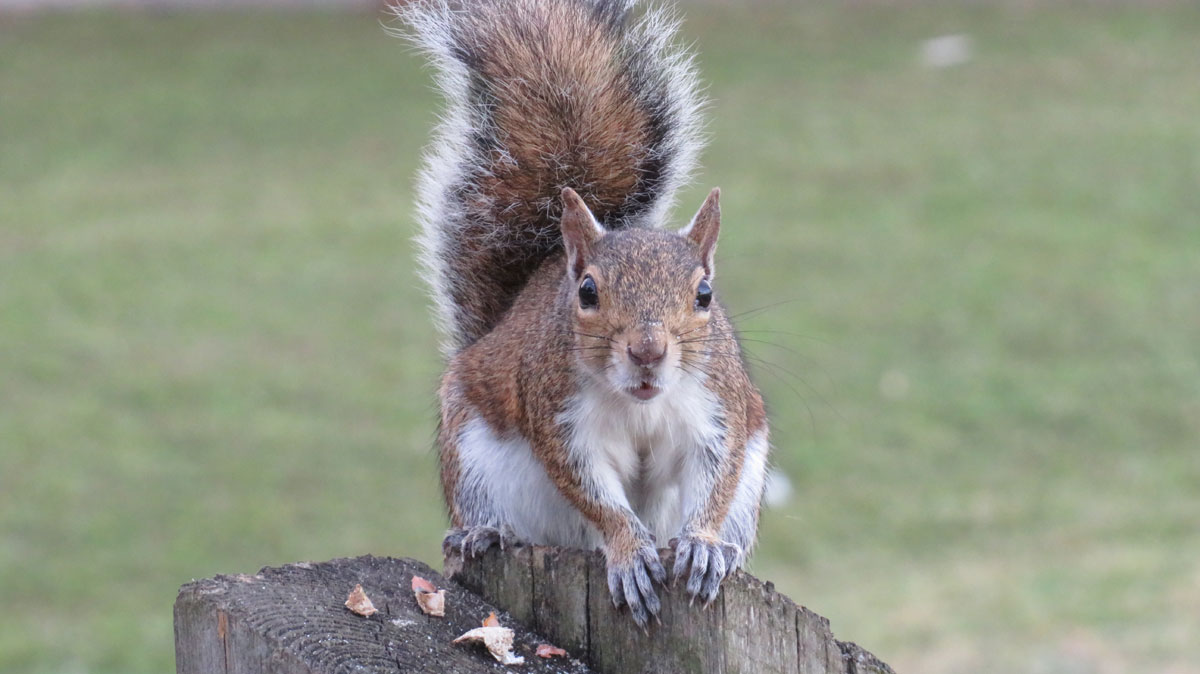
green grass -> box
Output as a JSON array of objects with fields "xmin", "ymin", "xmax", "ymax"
[{"xmin": 2, "ymin": 5, "xmax": 1198, "ymax": 673}]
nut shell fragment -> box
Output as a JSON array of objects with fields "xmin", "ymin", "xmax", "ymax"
[
  {"xmin": 415, "ymin": 588, "xmax": 445, "ymax": 617},
  {"xmin": 411, "ymin": 575, "xmax": 436, "ymax": 594},
  {"xmin": 453, "ymin": 626, "xmax": 525, "ymax": 665},
  {"xmin": 536, "ymin": 643, "xmax": 568, "ymax": 658},
  {"xmin": 344, "ymin": 584, "xmax": 377, "ymax": 617}
]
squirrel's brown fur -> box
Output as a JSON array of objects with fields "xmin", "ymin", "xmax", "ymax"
[
  {"xmin": 400, "ymin": 0, "xmax": 703, "ymax": 353},
  {"xmin": 399, "ymin": 0, "xmax": 769, "ymax": 628}
]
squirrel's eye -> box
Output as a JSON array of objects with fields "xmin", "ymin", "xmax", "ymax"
[
  {"xmin": 695, "ymin": 278, "xmax": 713, "ymax": 310},
  {"xmin": 579, "ymin": 275, "xmax": 599, "ymax": 309}
]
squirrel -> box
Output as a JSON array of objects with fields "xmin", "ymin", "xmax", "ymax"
[{"xmin": 398, "ymin": 0, "xmax": 769, "ymax": 627}]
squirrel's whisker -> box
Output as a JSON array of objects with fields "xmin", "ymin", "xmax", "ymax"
[
  {"xmin": 568, "ymin": 330, "xmax": 615, "ymax": 343},
  {"xmin": 721, "ymin": 299, "xmax": 802, "ymax": 322}
]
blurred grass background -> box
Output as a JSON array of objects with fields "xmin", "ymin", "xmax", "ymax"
[{"xmin": 2, "ymin": 3, "xmax": 1199, "ymax": 673}]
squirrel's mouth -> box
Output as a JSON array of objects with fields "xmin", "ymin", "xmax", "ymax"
[{"xmin": 629, "ymin": 381, "xmax": 661, "ymax": 401}]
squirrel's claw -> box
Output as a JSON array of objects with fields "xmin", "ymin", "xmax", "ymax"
[
  {"xmin": 443, "ymin": 525, "xmax": 517, "ymax": 560},
  {"xmin": 442, "ymin": 528, "xmax": 467, "ymax": 558},
  {"xmin": 606, "ymin": 543, "xmax": 665, "ymax": 629},
  {"xmin": 671, "ymin": 534, "xmax": 741, "ymax": 606},
  {"xmin": 461, "ymin": 526, "xmax": 500, "ymax": 559}
]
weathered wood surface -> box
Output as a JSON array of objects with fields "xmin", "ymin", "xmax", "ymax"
[
  {"xmin": 446, "ymin": 546, "xmax": 894, "ymax": 674},
  {"xmin": 175, "ymin": 551, "xmax": 894, "ymax": 674},
  {"xmin": 174, "ymin": 555, "xmax": 594, "ymax": 674}
]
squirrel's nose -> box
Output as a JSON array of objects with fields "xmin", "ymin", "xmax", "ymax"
[{"xmin": 627, "ymin": 340, "xmax": 666, "ymax": 369}]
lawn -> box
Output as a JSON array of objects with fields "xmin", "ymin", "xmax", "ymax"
[{"xmin": 1, "ymin": 4, "xmax": 1198, "ymax": 673}]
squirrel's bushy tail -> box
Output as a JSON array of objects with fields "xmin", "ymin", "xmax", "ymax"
[{"xmin": 398, "ymin": 0, "xmax": 705, "ymax": 353}]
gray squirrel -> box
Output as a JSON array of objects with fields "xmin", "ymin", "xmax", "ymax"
[{"xmin": 398, "ymin": 0, "xmax": 770, "ymax": 628}]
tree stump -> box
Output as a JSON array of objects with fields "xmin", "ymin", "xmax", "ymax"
[{"xmin": 175, "ymin": 550, "xmax": 894, "ymax": 674}]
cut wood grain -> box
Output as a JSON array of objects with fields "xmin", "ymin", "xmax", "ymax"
[{"xmin": 174, "ymin": 555, "xmax": 593, "ymax": 674}]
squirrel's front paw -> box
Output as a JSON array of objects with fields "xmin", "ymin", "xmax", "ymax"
[
  {"xmin": 442, "ymin": 525, "xmax": 518, "ymax": 559},
  {"xmin": 671, "ymin": 533, "xmax": 741, "ymax": 605},
  {"xmin": 605, "ymin": 541, "xmax": 667, "ymax": 629}
]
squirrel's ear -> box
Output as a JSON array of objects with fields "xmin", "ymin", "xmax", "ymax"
[
  {"xmin": 682, "ymin": 187, "xmax": 720, "ymax": 278},
  {"xmin": 560, "ymin": 187, "xmax": 606, "ymax": 280}
]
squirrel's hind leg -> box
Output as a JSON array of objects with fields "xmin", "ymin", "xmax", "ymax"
[
  {"xmin": 716, "ymin": 428, "xmax": 771, "ymax": 566},
  {"xmin": 437, "ymin": 390, "xmax": 525, "ymax": 559}
]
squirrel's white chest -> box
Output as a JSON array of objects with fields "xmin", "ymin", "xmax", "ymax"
[
  {"xmin": 560, "ymin": 375, "xmax": 724, "ymax": 540},
  {"xmin": 453, "ymin": 375, "xmax": 725, "ymax": 548}
]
